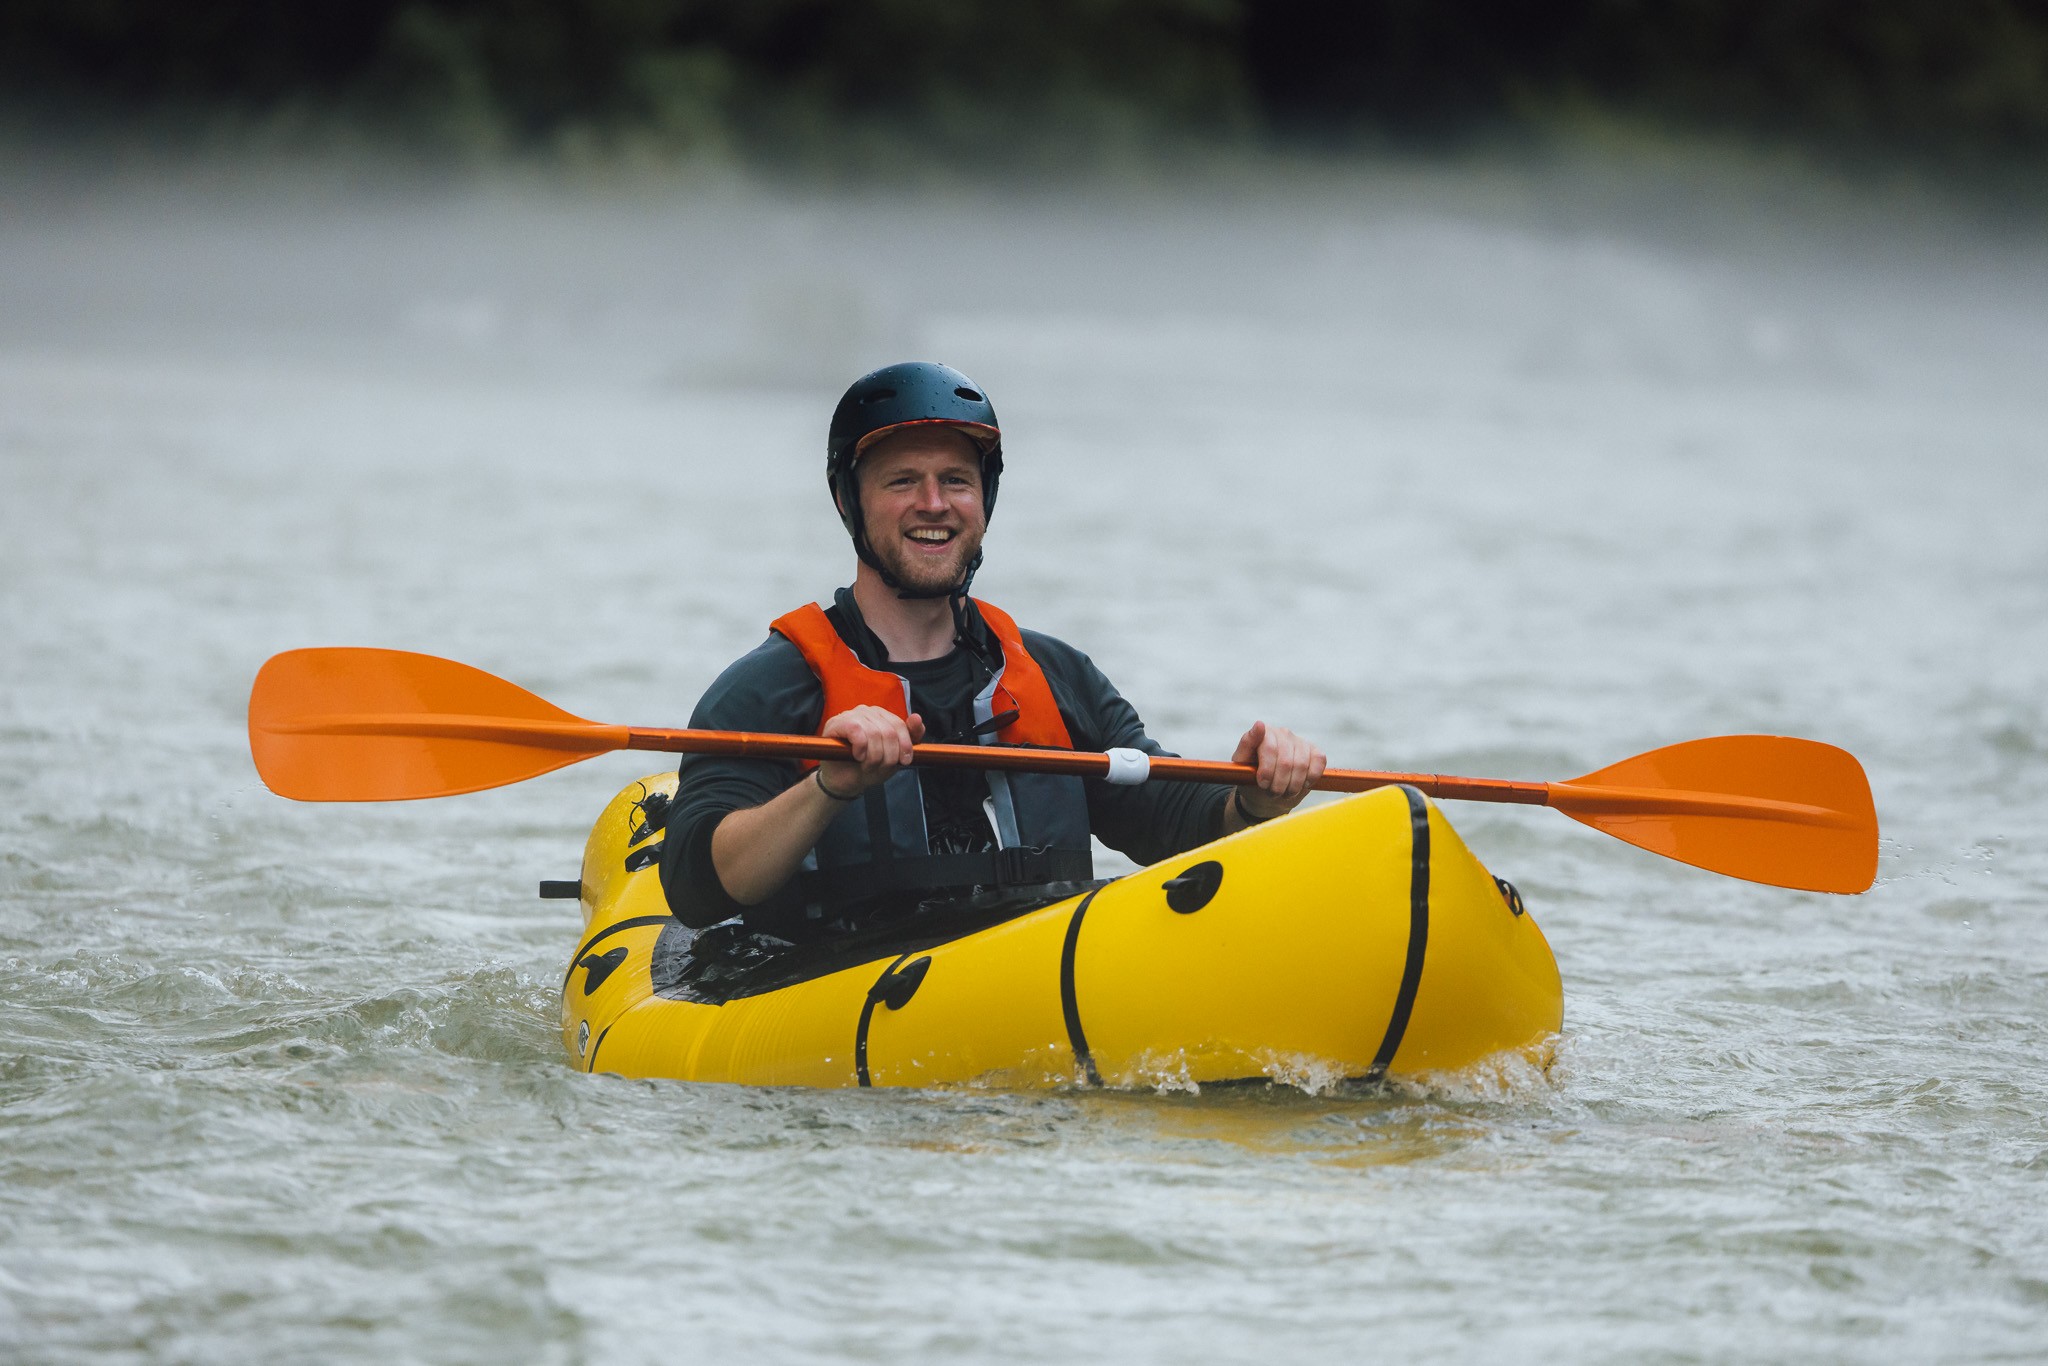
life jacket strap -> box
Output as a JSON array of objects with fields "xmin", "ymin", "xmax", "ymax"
[{"xmin": 796, "ymin": 846, "xmax": 1094, "ymax": 905}]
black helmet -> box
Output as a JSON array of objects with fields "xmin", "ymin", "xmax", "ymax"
[{"xmin": 826, "ymin": 361, "xmax": 1003, "ymax": 598}]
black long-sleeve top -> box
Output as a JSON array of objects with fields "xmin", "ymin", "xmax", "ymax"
[{"xmin": 659, "ymin": 594, "xmax": 1230, "ymax": 935}]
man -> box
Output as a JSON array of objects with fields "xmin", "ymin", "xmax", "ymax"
[{"xmin": 659, "ymin": 361, "xmax": 1325, "ymax": 941}]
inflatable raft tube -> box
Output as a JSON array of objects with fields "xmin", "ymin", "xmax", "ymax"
[{"xmin": 557, "ymin": 774, "xmax": 1562, "ymax": 1089}]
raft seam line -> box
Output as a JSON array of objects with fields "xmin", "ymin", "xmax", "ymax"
[
  {"xmin": 1059, "ymin": 889, "xmax": 1105, "ymax": 1087},
  {"xmin": 1366, "ymin": 786, "xmax": 1432, "ymax": 1082},
  {"xmin": 586, "ymin": 1022, "xmax": 614, "ymax": 1074}
]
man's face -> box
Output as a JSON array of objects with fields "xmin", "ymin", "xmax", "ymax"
[{"xmin": 847, "ymin": 428, "xmax": 987, "ymax": 594}]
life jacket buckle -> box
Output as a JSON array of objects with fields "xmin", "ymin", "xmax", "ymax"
[{"xmin": 990, "ymin": 846, "xmax": 1038, "ymax": 887}]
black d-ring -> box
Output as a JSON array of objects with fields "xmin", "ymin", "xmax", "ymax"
[
  {"xmin": 578, "ymin": 946, "xmax": 629, "ymax": 994},
  {"xmin": 867, "ymin": 955, "xmax": 932, "ymax": 1011},
  {"xmin": 1162, "ymin": 860, "xmax": 1224, "ymax": 914},
  {"xmin": 856, "ymin": 954, "xmax": 934, "ymax": 1087}
]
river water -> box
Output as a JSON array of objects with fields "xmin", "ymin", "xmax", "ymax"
[{"xmin": 3, "ymin": 156, "xmax": 2045, "ymax": 1362}]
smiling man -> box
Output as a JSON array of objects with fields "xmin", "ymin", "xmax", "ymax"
[{"xmin": 659, "ymin": 361, "xmax": 1325, "ymax": 942}]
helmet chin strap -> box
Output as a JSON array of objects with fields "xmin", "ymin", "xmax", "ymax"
[
  {"xmin": 847, "ymin": 515, "xmax": 995, "ymax": 673},
  {"xmin": 892, "ymin": 548, "xmax": 980, "ymax": 602}
]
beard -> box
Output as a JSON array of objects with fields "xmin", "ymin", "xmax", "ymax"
[{"xmin": 866, "ymin": 517, "xmax": 985, "ymax": 595}]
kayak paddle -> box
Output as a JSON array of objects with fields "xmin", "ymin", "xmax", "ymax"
[{"xmin": 248, "ymin": 647, "xmax": 1878, "ymax": 894}]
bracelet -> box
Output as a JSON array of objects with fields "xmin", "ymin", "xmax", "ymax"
[
  {"xmin": 1232, "ymin": 788, "xmax": 1273, "ymax": 825},
  {"xmin": 813, "ymin": 768, "xmax": 859, "ymax": 803}
]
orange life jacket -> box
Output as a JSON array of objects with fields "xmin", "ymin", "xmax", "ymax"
[
  {"xmin": 768, "ymin": 598, "xmax": 1074, "ymax": 759},
  {"xmin": 766, "ymin": 596, "xmax": 1093, "ymax": 917}
]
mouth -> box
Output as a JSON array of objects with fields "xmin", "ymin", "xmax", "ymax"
[{"xmin": 903, "ymin": 526, "xmax": 958, "ymax": 554}]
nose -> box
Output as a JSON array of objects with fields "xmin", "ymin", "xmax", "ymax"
[{"xmin": 914, "ymin": 476, "xmax": 947, "ymax": 512}]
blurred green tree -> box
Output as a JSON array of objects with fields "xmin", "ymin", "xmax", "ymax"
[{"xmin": 4, "ymin": 0, "xmax": 2045, "ymax": 162}]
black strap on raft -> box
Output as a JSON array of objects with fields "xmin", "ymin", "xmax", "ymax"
[
  {"xmin": 796, "ymin": 846, "xmax": 1093, "ymax": 905},
  {"xmin": 629, "ymin": 788, "xmax": 673, "ymax": 845}
]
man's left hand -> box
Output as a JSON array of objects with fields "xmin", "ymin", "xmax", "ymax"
[{"xmin": 1230, "ymin": 720, "xmax": 1328, "ymax": 821}]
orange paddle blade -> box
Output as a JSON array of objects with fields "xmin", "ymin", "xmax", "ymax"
[
  {"xmin": 1544, "ymin": 735, "xmax": 1878, "ymax": 893},
  {"xmin": 248, "ymin": 648, "xmax": 628, "ymax": 801}
]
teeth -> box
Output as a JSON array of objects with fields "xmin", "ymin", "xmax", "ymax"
[{"xmin": 908, "ymin": 529, "xmax": 952, "ymax": 542}]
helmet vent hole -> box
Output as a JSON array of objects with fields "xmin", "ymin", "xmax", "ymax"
[
  {"xmin": 859, "ymin": 388, "xmax": 896, "ymax": 404},
  {"xmin": 954, "ymin": 387, "xmax": 982, "ymax": 401}
]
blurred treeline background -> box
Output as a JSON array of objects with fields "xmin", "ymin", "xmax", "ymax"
[{"xmin": 4, "ymin": 0, "xmax": 2047, "ymax": 172}]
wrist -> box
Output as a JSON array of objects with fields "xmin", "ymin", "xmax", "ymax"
[
  {"xmin": 813, "ymin": 767, "xmax": 860, "ymax": 802},
  {"xmin": 1232, "ymin": 787, "xmax": 1274, "ymax": 825}
]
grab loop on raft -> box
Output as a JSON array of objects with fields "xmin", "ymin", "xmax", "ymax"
[
  {"xmin": 1162, "ymin": 860, "xmax": 1224, "ymax": 914},
  {"xmin": 578, "ymin": 946, "xmax": 629, "ymax": 994},
  {"xmin": 867, "ymin": 955, "xmax": 932, "ymax": 1012}
]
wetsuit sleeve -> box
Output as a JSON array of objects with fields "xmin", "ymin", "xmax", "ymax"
[
  {"xmin": 658, "ymin": 634, "xmax": 823, "ymax": 929},
  {"xmin": 1020, "ymin": 629, "xmax": 1231, "ymax": 867}
]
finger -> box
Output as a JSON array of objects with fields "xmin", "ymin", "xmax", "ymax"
[
  {"xmin": 1276, "ymin": 750, "xmax": 1306, "ymax": 799},
  {"xmin": 1285, "ymin": 741, "xmax": 1327, "ymax": 802},
  {"xmin": 1281, "ymin": 732, "xmax": 1313, "ymax": 797},
  {"xmin": 830, "ymin": 714, "xmax": 858, "ymax": 758},
  {"xmin": 865, "ymin": 724, "xmax": 900, "ymax": 773},
  {"xmin": 873, "ymin": 714, "xmax": 905, "ymax": 767},
  {"xmin": 906, "ymin": 713, "xmax": 927, "ymax": 743},
  {"xmin": 1279, "ymin": 727, "xmax": 1309, "ymax": 789},
  {"xmin": 1275, "ymin": 754, "xmax": 1304, "ymax": 800},
  {"xmin": 1257, "ymin": 731, "xmax": 1280, "ymax": 789},
  {"xmin": 1231, "ymin": 721, "xmax": 1264, "ymax": 767}
]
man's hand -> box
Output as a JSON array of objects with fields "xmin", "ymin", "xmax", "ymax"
[
  {"xmin": 817, "ymin": 706, "xmax": 927, "ymax": 798},
  {"xmin": 1228, "ymin": 720, "xmax": 1328, "ymax": 823},
  {"xmin": 709, "ymin": 705, "xmax": 928, "ymax": 907}
]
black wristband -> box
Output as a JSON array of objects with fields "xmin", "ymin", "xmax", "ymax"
[
  {"xmin": 1232, "ymin": 787, "xmax": 1272, "ymax": 825},
  {"xmin": 814, "ymin": 767, "xmax": 859, "ymax": 802}
]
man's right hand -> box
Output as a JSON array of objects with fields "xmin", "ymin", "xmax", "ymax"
[
  {"xmin": 816, "ymin": 706, "xmax": 926, "ymax": 798},
  {"xmin": 710, "ymin": 705, "xmax": 925, "ymax": 908}
]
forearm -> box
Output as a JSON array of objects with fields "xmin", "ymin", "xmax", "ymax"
[
  {"xmin": 1088, "ymin": 780, "xmax": 1232, "ymax": 866},
  {"xmin": 710, "ymin": 771, "xmax": 854, "ymax": 905},
  {"xmin": 1216, "ymin": 784, "xmax": 1257, "ymax": 837}
]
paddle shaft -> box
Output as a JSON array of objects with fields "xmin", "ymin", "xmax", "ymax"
[
  {"xmin": 290, "ymin": 711, "xmax": 1539, "ymax": 799},
  {"xmin": 627, "ymin": 727, "xmax": 1858, "ymax": 825},
  {"xmin": 622, "ymin": 724, "xmax": 1550, "ymax": 804},
  {"xmin": 252, "ymin": 648, "xmax": 1879, "ymax": 889},
  {"xmin": 278, "ymin": 711, "xmax": 1851, "ymax": 825}
]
